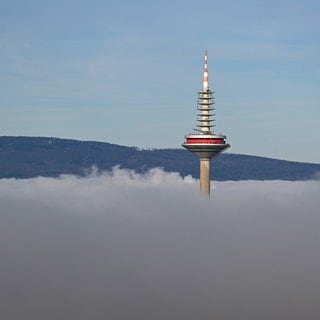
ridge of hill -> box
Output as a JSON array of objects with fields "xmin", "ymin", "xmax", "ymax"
[{"xmin": 0, "ymin": 136, "xmax": 319, "ymax": 180}]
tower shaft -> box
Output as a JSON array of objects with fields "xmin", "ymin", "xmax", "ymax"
[{"xmin": 200, "ymin": 158, "xmax": 210, "ymax": 195}]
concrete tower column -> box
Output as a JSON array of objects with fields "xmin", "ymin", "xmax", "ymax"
[{"xmin": 200, "ymin": 158, "xmax": 211, "ymax": 196}]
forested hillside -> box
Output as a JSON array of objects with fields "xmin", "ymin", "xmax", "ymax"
[{"xmin": 0, "ymin": 136, "xmax": 319, "ymax": 180}]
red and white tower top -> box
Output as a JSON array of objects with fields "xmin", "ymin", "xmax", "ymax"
[
  {"xmin": 182, "ymin": 51, "xmax": 230, "ymax": 158},
  {"xmin": 203, "ymin": 50, "xmax": 209, "ymax": 91}
]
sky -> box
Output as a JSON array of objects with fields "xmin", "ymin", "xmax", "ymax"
[
  {"xmin": 1, "ymin": 169, "xmax": 320, "ymax": 319},
  {"xmin": 0, "ymin": 0, "xmax": 319, "ymax": 162}
]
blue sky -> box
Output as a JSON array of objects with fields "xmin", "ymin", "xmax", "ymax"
[{"xmin": 0, "ymin": 0, "xmax": 319, "ymax": 162}]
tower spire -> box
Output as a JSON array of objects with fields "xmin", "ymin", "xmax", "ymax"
[
  {"xmin": 203, "ymin": 50, "xmax": 209, "ymax": 91},
  {"xmin": 197, "ymin": 50, "xmax": 214, "ymax": 134}
]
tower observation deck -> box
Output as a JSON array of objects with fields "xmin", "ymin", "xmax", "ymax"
[{"xmin": 182, "ymin": 51, "xmax": 230, "ymax": 196}]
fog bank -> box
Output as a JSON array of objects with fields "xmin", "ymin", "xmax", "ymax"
[{"xmin": 0, "ymin": 168, "xmax": 319, "ymax": 320}]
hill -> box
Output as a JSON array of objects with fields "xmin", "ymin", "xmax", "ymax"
[{"xmin": 0, "ymin": 136, "xmax": 319, "ymax": 180}]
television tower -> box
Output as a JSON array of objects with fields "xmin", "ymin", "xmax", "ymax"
[{"xmin": 182, "ymin": 51, "xmax": 230, "ymax": 196}]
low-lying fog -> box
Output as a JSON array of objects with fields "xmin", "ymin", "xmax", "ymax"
[{"xmin": 0, "ymin": 167, "xmax": 319, "ymax": 320}]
